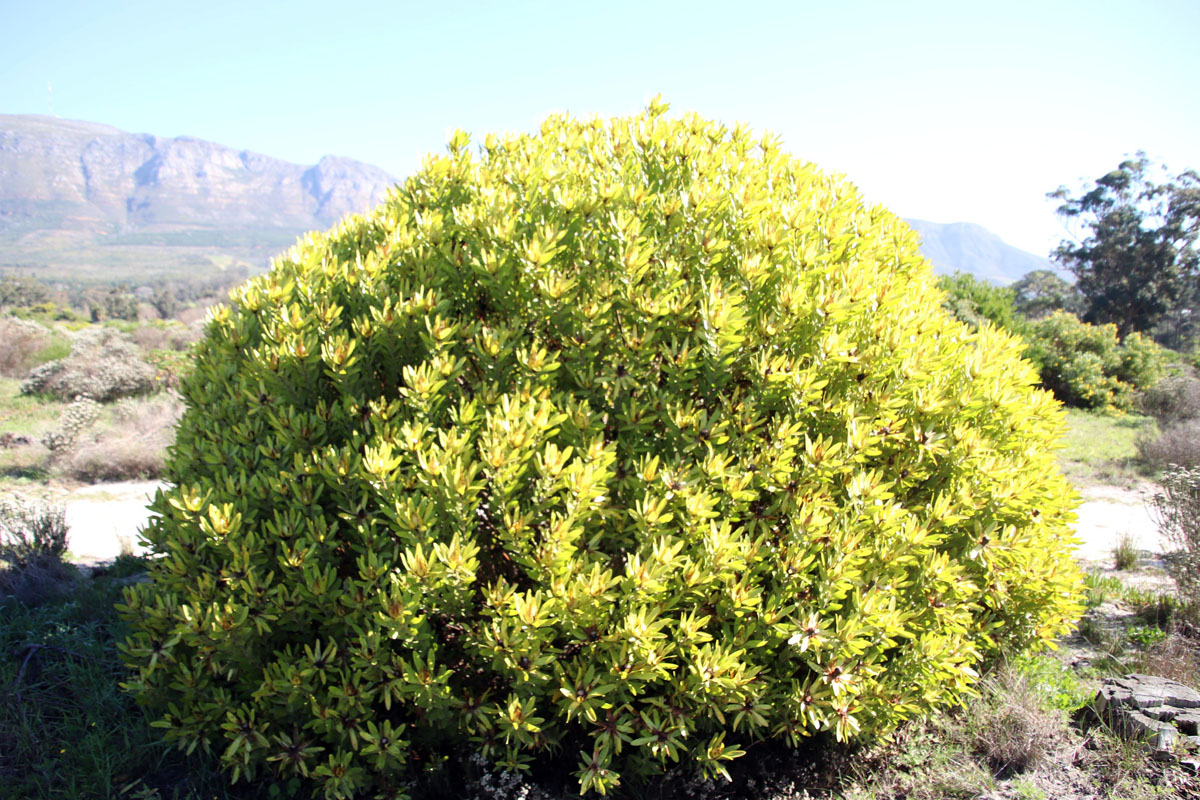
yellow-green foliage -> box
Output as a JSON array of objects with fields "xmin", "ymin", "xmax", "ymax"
[
  {"xmin": 1024, "ymin": 311, "xmax": 1165, "ymax": 412},
  {"xmin": 121, "ymin": 102, "xmax": 1083, "ymax": 798}
]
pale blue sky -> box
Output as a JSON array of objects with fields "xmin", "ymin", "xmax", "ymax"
[{"xmin": 2, "ymin": 0, "xmax": 1197, "ymax": 256}]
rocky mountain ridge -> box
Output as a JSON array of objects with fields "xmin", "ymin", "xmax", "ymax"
[{"xmin": 0, "ymin": 114, "xmax": 397, "ymax": 235}]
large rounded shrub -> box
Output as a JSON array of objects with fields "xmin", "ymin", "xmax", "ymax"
[{"xmin": 121, "ymin": 102, "xmax": 1082, "ymax": 798}]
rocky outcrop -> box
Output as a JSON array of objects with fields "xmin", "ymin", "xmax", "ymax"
[{"xmin": 1096, "ymin": 674, "xmax": 1200, "ymax": 754}]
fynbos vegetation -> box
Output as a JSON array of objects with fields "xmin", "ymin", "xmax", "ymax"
[{"xmin": 121, "ymin": 103, "xmax": 1083, "ymax": 798}]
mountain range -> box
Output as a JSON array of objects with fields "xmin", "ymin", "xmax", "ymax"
[
  {"xmin": 0, "ymin": 114, "xmax": 1058, "ymax": 286},
  {"xmin": 0, "ymin": 114, "xmax": 396, "ymax": 283}
]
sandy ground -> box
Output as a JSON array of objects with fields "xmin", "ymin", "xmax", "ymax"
[
  {"xmin": 57, "ymin": 480, "xmax": 1173, "ymax": 568},
  {"xmin": 1071, "ymin": 481, "xmax": 1171, "ymax": 566},
  {"xmin": 62, "ymin": 480, "xmax": 161, "ymax": 564}
]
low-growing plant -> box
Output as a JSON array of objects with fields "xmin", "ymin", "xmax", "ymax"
[
  {"xmin": 1126, "ymin": 625, "xmax": 1167, "ymax": 649},
  {"xmin": 1113, "ymin": 531, "xmax": 1139, "ymax": 571},
  {"xmin": 0, "ymin": 496, "xmax": 75, "ymax": 606},
  {"xmin": 122, "ymin": 103, "xmax": 1083, "ymax": 798},
  {"xmin": 21, "ymin": 326, "xmax": 156, "ymax": 402},
  {"xmin": 1137, "ymin": 418, "xmax": 1200, "ymax": 470},
  {"xmin": 1010, "ymin": 654, "xmax": 1091, "ymax": 715},
  {"xmin": 1150, "ymin": 465, "xmax": 1200, "ymax": 602},
  {"xmin": 0, "ymin": 495, "xmax": 69, "ymax": 569},
  {"xmin": 1082, "ymin": 570, "xmax": 1123, "ymax": 609},
  {"xmin": 40, "ymin": 395, "xmax": 101, "ymax": 453}
]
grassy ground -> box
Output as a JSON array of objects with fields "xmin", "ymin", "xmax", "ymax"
[
  {"xmin": 0, "ymin": 377, "xmax": 67, "ymax": 438},
  {"xmin": 0, "ymin": 378, "xmax": 68, "ymax": 485},
  {"xmin": 1058, "ymin": 408, "xmax": 1158, "ymax": 488},
  {"xmin": 0, "ymin": 557, "xmax": 264, "ymax": 800}
]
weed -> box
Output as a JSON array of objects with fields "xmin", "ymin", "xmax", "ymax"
[
  {"xmin": 1114, "ymin": 531, "xmax": 1139, "ymax": 570},
  {"xmin": 1083, "ymin": 570, "xmax": 1123, "ymax": 608},
  {"xmin": 1127, "ymin": 624, "xmax": 1168, "ymax": 648}
]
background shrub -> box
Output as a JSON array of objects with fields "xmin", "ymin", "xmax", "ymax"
[
  {"xmin": 1137, "ymin": 419, "xmax": 1200, "ymax": 470},
  {"xmin": 1114, "ymin": 331, "xmax": 1166, "ymax": 390},
  {"xmin": 40, "ymin": 396, "xmax": 101, "ymax": 454},
  {"xmin": 0, "ymin": 317, "xmax": 64, "ymax": 378},
  {"xmin": 1024, "ymin": 311, "xmax": 1164, "ymax": 411},
  {"xmin": 21, "ymin": 326, "xmax": 156, "ymax": 402},
  {"xmin": 937, "ymin": 272, "xmax": 1022, "ymax": 332},
  {"xmin": 1139, "ymin": 375, "xmax": 1200, "ymax": 427},
  {"xmin": 123, "ymin": 105, "xmax": 1083, "ymax": 798},
  {"xmin": 1150, "ymin": 465, "xmax": 1200, "ymax": 603}
]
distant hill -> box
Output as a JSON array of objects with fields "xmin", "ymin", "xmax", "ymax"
[
  {"xmin": 0, "ymin": 115, "xmax": 398, "ymax": 283},
  {"xmin": 905, "ymin": 219, "xmax": 1067, "ymax": 285}
]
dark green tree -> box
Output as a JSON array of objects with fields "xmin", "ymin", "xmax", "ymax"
[
  {"xmin": 937, "ymin": 271, "xmax": 1021, "ymax": 332},
  {"xmin": 1049, "ymin": 154, "xmax": 1200, "ymax": 337},
  {"xmin": 1011, "ymin": 269, "xmax": 1083, "ymax": 321},
  {"xmin": 150, "ymin": 284, "xmax": 178, "ymax": 320}
]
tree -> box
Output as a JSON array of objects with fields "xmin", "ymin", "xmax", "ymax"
[
  {"xmin": 937, "ymin": 271, "xmax": 1021, "ymax": 332},
  {"xmin": 1049, "ymin": 153, "xmax": 1200, "ymax": 337},
  {"xmin": 150, "ymin": 284, "xmax": 178, "ymax": 320},
  {"xmin": 1010, "ymin": 269, "xmax": 1083, "ymax": 321}
]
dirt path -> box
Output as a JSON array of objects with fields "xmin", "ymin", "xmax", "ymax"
[
  {"xmin": 62, "ymin": 480, "xmax": 160, "ymax": 565},
  {"xmin": 1071, "ymin": 481, "xmax": 1172, "ymax": 567}
]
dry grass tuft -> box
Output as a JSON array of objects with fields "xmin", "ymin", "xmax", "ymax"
[
  {"xmin": 61, "ymin": 393, "xmax": 183, "ymax": 482},
  {"xmin": 966, "ymin": 668, "xmax": 1060, "ymax": 778},
  {"xmin": 1113, "ymin": 531, "xmax": 1139, "ymax": 571}
]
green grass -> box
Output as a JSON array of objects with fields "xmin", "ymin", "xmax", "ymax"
[
  {"xmin": 1058, "ymin": 408, "xmax": 1157, "ymax": 487},
  {"xmin": 0, "ymin": 377, "xmax": 67, "ymax": 437},
  {"xmin": 0, "ymin": 558, "xmax": 262, "ymax": 799},
  {"xmin": 0, "ymin": 378, "xmax": 63, "ymax": 482}
]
